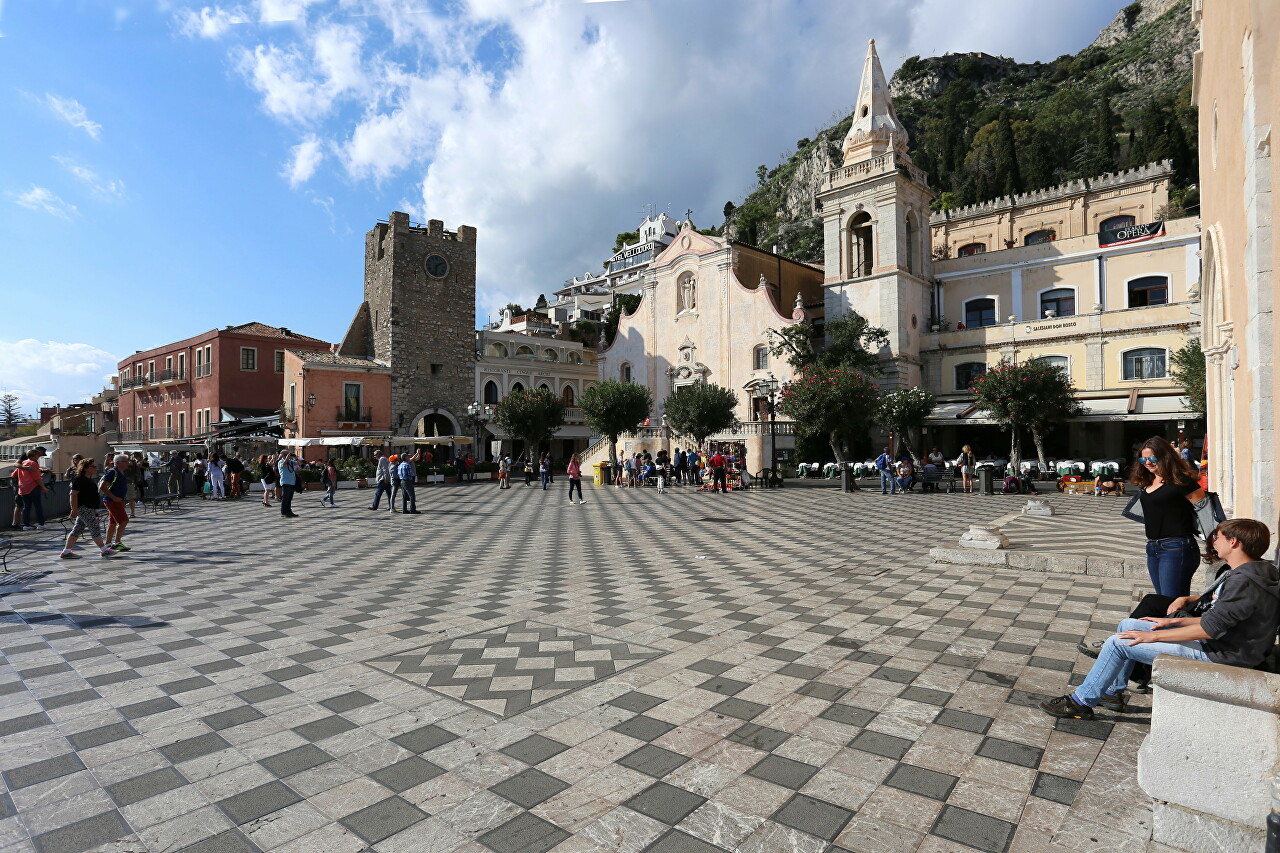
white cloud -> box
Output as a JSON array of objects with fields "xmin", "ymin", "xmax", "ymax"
[
  {"xmin": 283, "ymin": 135, "xmax": 323, "ymax": 186},
  {"xmin": 178, "ymin": 5, "xmax": 249, "ymax": 39},
  {"xmin": 0, "ymin": 339, "xmax": 121, "ymax": 409},
  {"xmin": 13, "ymin": 186, "xmax": 77, "ymax": 219},
  {"xmin": 237, "ymin": 22, "xmax": 367, "ymax": 124},
  {"xmin": 42, "ymin": 93, "xmax": 102, "ymax": 139},
  {"xmin": 257, "ymin": 0, "xmax": 324, "ymax": 24},
  {"xmin": 53, "ymin": 156, "xmax": 127, "ymax": 200}
]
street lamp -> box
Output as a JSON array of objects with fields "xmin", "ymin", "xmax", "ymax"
[
  {"xmin": 466, "ymin": 402, "xmax": 493, "ymax": 461},
  {"xmin": 757, "ymin": 374, "xmax": 780, "ymax": 487}
]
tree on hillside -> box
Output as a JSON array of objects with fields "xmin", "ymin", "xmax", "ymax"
[
  {"xmin": 1170, "ymin": 337, "xmax": 1206, "ymax": 415},
  {"xmin": 579, "ymin": 381, "xmax": 652, "ymax": 470},
  {"xmin": 662, "ymin": 383, "xmax": 738, "ymax": 449},
  {"xmin": 0, "ymin": 393, "xmax": 23, "ymax": 431},
  {"xmin": 778, "ymin": 366, "xmax": 878, "ymax": 463},
  {"xmin": 875, "ymin": 387, "xmax": 937, "ymax": 463},
  {"xmin": 970, "ymin": 359, "xmax": 1084, "ymax": 471},
  {"xmin": 492, "ymin": 387, "xmax": 565, "ymax": 462},
  {"xmin": 604, "ymin": 294, "xmax": 642, "ymax": 346},
  {"xmin": 501, "ymin": 302, "xmax": 524, "ymax": 318}
]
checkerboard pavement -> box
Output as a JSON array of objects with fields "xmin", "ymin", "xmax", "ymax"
[{"xmin": 0, "ymin": 484, "xmax": 1178, "ymax": 852}]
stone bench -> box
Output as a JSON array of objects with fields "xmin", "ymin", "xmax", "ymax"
[{"xmin": 1138, "ymin": 655, "xmax": 1280, "ymax": 852}]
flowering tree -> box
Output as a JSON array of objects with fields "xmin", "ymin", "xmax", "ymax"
[
  {"xmin": 875, "ymin": 387, "xmax": 936, "ymax": 463},
  {"xmin": 969, "ymin": 359, "xmax": 1084, "ymax": 470},
  {"xmin": 492, "ymin": 387, "xmax": 566, "ymax": 461},
  {"xmin": 777, "ymin": 366, "xmax": 878, "ymax": 462}
]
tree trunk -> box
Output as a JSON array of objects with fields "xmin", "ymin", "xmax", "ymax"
[
  {"xmin": 608, "ymin": 435, "xmax": 618, "ymax": 469},
  {"xmin": 1008, "ymin": 427, "xmax": 1021, "ymax": 475},
  {"xmin": 1031, "ymin": 425, "xmax": 1048, "ymax": 472},
  {"xmin": 828, "ymin": 430, "xmax": 847, "ymax": 464}
]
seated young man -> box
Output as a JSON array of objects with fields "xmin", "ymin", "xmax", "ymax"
[
  {"xmin": 1094, "ymin": 474, "xmax": 1120, "ymax": 496},
  {"xmin": 1041, "ymin": 518, "xmax": 1278, "ymax": 720}
]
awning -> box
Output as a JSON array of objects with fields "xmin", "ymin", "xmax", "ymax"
[
  {"xmin": 1076, "ymin": 395, "xmax": 1199, "ymax": 422},
  {"xmin": 111, "ymin": 443, "xmax": 202, "ymax": 454}
]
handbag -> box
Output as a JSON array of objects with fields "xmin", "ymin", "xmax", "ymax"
[{"xmin": 1122, "ymin": 488, "xmax": 1227, "ymax": 540}]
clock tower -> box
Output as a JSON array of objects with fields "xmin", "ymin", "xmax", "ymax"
[{"xmin": 338, "ymin": 211, "xmax": 477, "ymax": 435}]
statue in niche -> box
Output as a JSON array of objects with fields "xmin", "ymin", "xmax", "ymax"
[{"xmin": 679, "ymin": 275, "xmax": 697, "ymax": 312}]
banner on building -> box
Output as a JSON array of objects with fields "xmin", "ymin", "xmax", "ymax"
[{"xmin": 1098, "ymin": 220, "xmax": 1165, "ymax": 248}]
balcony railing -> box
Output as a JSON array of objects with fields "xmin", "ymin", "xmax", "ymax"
[
  {"xmin": 120, "ymin": 430, "xmax": 145, "ymax": 442},
  {"xmin": 157, "ymin": 368, "xmax": 187, "ymax": 384},
  {"xmin": 336, "ymin": 407, "xmax": 372, "ymax": 423},
  {"xmin": 149, "ymin": 427, "xmax": 174, "ymax": 440}
]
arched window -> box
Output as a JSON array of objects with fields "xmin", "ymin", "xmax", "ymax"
[
  {"xmin": 486, "ymin": 342, "xmax": 508, "ymax": 358},
  {"xmin": 1123, "ymin": 347, "xmax": 1167, "ymax": 380},
  {"xmin": 904, "ymin": 213, "xmax": 918, "ymax": 275},
  {"xmin": 544, "ymin": 348, "xmax": 559, "ymax": 362},
  {"xmin": 1127, "ymin": 275, "xmax": 1169, "ymax": 308},
  {"xmin": 561, "ymin": 386, "xmax": 574, "ymax": 406},
  {"xmin": 1024, "ymin": 229, "xmax": 1055, "ymax": 245},
  {"xmin": 957, "ymin": 242, "xmax": 986, "ymax": 257},
  {"xmin": 539, "ymin": 383, "xmax": 551, "ymax": 393},
  {"xmin": 516, "ymin": 345, "xmax": 534, "ymax": 357},
  {"xmin": 1100, "ymin": 214, "xmax": 1136, "ymax": 232},
  {"xmin": 847, "ymin": 212, "xmax": 874, "ymax": 278},
  {"xmin": 1039, "ymin": 288, "xmax": 1076, "ymax": 318},
  {"xmin": 567, "ymin": 352, "xmax": 582, "ymax": 364},
  {"xmin": 955, "ymin": 362, "xmax": 987, "ymax": 390},
  {"xmin": 753, "ymin": 345, "xmax": 769, "ymax": 371},
  {"xmin": 483, "ymin": 381, "xmax": 499, "ymax": 404},
  {"xmin": 1031, "ymin": 355, "xmax": 1069, "ymax": 375},
  {"xmin": 963, "ymin": 297, "xmax": 997, "ymax": 328},
  {"xmin": 620, "ymin": 363, "xmax": 632, "ymax": 383},
  {"xmin": 511, "ymin": 382, "xmax": 525, "ymax": 394}
]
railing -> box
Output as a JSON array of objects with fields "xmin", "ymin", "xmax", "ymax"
[
  {"xmin": 709, "ymin": 421, "xmax": 798, "ymax": 439},
  {"xmin": 336, "ymin": 407, "xmax": 372, "ymax": 423},
  {"xmin": 156, "ymin": 368, "xmax": 187, "ymax": 384},
  {"xmin": 120, "ymin": 430, "xmax": 145, "ymax": 442},
  {"xmin": 563, "ymin": 406, "xmax": 584, "ymax": 422},
  {"xmin": 148, "ymin": 427, "xmax": 174, "ymax": 440}
]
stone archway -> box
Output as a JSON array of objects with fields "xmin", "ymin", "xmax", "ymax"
[{"xmin": 410, "ymin": 407, "xmax": 461, "ymax": 438}]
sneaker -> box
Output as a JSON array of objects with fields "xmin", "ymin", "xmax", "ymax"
[
  {"xmin": 1098, "ymin": 691, "xmax": 1129, "ymax": 713},
  {"xmin": 100, "ymin": 548, "xmax": 115, "ymax": 558},
  {"xmin": 21, "ymin": 525, "xmax": 35, "ymax": 531},
  {"xmin": 36, "ymin": 524, "xmax": 46, "ymax": 530},
  {"xmin": 1076, "ymin": 641, "xmax": 1103, "ymax": 660},
  {"xmin": 59, "ymin": 551, "xmax": 78, "ymax": 559},
  {"xmin": 1129, "ymin": 680, "xmax": 1151, "ymax": 694},
  {"xmin": 1039, "ymin": 694, "xmax": 1095, "ymax": 720},
  {"xmin": 110, "ymin": 543, "xmax": 131, "ymax": 552}
]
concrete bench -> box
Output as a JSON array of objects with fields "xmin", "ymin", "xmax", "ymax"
[{"xmin": 1138, "ymin": 656, "xmax": 1280, "ymax": 852}]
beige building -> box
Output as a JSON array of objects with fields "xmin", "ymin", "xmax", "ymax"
[
  {"xmin": 475, "ymin": 330, "xmax": 598, "ymax": 460},
  {"xmin": 593, "ymin": 226, "xmax": 823, "ymax": 466},
  {"xmin": 1194, "ymin": 0, "xmax": 1277, "ymax": 526},
  {"xmin": 819, "ymin": 39, "xmax": 1201, "ymax": 461}
]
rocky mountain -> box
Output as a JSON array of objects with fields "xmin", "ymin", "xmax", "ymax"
[{"xmin": 723, "ymin": 0, "xmax": 1198, "ymax": 264}]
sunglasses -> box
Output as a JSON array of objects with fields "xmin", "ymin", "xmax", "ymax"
[{"xmin": 1140, "ymin": 455, "xmax": 1158, "ymax": 464}]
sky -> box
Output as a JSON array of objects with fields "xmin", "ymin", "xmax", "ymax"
[{"xmin": 0, "ymin": 0, "xmax": 1126, "ymax": 413}]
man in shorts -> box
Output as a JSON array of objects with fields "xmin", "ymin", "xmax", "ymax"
[{"xmin": 100, "ymin": 454, "xmax": 132, "ymax": 551}]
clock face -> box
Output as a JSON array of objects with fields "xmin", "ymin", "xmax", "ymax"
[{"xmin": 424, "ymin": 254, "xmax": 449, "ymax": 278}]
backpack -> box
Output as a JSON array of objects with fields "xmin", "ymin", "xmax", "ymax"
[
  {"xmin": 1002, "ymin": 475, "xmax": 1020, "ymax": 494},
  {"xmin": 875, "ymin": 454, "xmax": 889, "ymax": 471}
]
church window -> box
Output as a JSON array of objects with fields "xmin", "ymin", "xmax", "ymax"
[
  {"xmin": 1123, "ymin": 347, "xmax": 1167, "ymax": 380},
  {"xmin": 963, "ymin": 298, "xmax": 997, "ymax": 328},
  {"xmin": 1100, "ymin": 214, "xmax": 1136, "ymax": 232},
  {"xmin": 1039, "ymin": 288, "xmax": 1076, "ymax": 318},
  {"xmin": 1128, "ymin": 275, "xmax": 1169, "ymax": 307},
  {"xmin": 1024, "ymin": 229, "xmax": 1055, "ymax": 245},
  {"xmin": 511, "ymin": 382, "xmax": 525, "ymax": 393},
  {"xmin": 620, "ymin": 363, "xmax": 632, "ymax": 383},
  {"xmin": 484, "ymin": 381, "xmax": 499, "ymax": 404},
  {"xmin": 753, "ymin": 345, "xmax": 769, "ymax": 371},
  {"xmin": 954, "ymin": 362, "xmax": 987, "ymax": 390},
  {"xmin": 957, "ymin": 242, "xmax": 986, "ymax": 257},
  {"xmin": 539, "ymin": 383, "xmax": 551, "ymax": 393},
  {"xmin": 847, "ymin": 212, "xmax": 874, "ymax": 278}
]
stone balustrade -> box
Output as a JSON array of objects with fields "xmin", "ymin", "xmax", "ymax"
[{"xmin": 1137, "ymin": 656, "xmax": 1280, "ymax": 852}]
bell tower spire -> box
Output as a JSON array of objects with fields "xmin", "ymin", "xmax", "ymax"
[{"xmin": 842, "ymin": 39, "xmax": 910, "ymax": 165}]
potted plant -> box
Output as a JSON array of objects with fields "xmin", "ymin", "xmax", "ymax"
[
  {"xmin": 442, "ymin": 464, "xmax": 459, "ymax": 484},
  {"xmin": 339, "ymin": 457, "xmax": 375, "ymax": 488},
  {"xmin": 474, "ymin": 461, "xmax": 499, "ymax": 481},
  {"xmin": 295, "ymin": 467, "xmax": 321, "ymax": 491}
]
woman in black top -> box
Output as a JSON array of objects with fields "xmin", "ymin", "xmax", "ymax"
[{"xmin": 1130, "ymin": 436, "xmax": 1205, "ymax": 597}]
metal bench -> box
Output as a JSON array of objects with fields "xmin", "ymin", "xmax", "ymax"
[
  {"xmin": 919, "ymin": 467, "xmax": 955, "ymax": 493},
  {"xmin": 139, "ymin": 492, "xmax": 180, "ymax": 514}
]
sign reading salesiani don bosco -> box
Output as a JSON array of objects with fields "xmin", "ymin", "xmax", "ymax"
[{"xmin": 1098, "ymin": 220, "xmax": 1166, "ymax": 248}]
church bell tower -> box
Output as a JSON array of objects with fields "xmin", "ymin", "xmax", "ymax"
[{"xmin": 816, "ymin": 39, "xmax": 935, "ymax": 388}]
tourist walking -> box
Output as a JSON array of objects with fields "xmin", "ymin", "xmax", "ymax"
[
  {"xmin": 125, "ymin": 454, "xmax": 144, "ymax": 516},
  {"xmin": 388, "ymin": 453, "xmax": 401, "ymax": 511},
  {"xmin": 498, "ymin": 454, "xmax": 511, "ymax": 489},
  {"xmin": 101, "ymin": 454, "xmax": 131, "ymax": 550},
  {"xmin": 567, "ymin": 453, "xmax": 584, "ymax": 504},
  {"xmin": 167, "ymin": 452, "xmax": 186, "ymax": 496},
  {"xmin": 1123, "ymin": 436, "xmax": 1208, "ymax": 598},
  {"xmin": 709, "ymin": 449, "xmax": 728, "ymax": 493},
  {"xmin": 955, "ymin": 445, "xmax": 977, "ymax": 493},
  {"xmin": 14, "ymin": 449, "xmax": 49, "ymax": 530},
  {"xmin": 875, "ymin": 448, "xmax": 894, "ymax": 494},
  {"xmin": 277, "ymin": 450, "xmax": 299, "ymax": 517},
  {"xmin": 64, "ymin": 454, "xmax": 84, "ymax": 481},
  {"xmin": 369, "ymin": 450, "xmax": 392, "ymax": 509},
  {"xmin": 208, "ymin": 454, "xmax": 226, "ymax": 500},
  {"xmin": 398, "ymin": 453, "xmax": 419, "ymax": 514},
  {"xmin": 60, "ymin": 458, "xmax": 114, "ymax": 559},
  {"xmin": 320, "ymin": 459, "xmax": 339, "ymax": 507},
  {"xmin": 523, "ymin": 452, "xmax": 535, "ymax": 487},
  {"xmin": 540, "ymin": 453, "xmax": 550, "ymax": 490}
]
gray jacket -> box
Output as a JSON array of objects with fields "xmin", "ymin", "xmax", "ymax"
[{"xmin": 1199, "ymin": 560, "xmax": 1280, "ymax": 667}]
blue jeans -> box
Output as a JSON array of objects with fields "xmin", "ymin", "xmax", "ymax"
[
  {"xmin": 19, "ymin": 492, "xmax": 45, "ymax": 527},
  {"xmin": 401, "ymin": 483, "xmax": 416, "ymax": 512},
  {"xmin": 568, "ymin": 478, "xmax": 582, "ymax": 501},
  {"xmin": 896, "ymin": 476, "xmax": 913, "ymax": 492},
  {"xmin": 1146, "ymin": 536, "xmax": 1200, "ymax": 597},
  {"xmin": 370, "ymin": 480, "xmax": 392, "ymax": 509},
  {"xmin": 879, "ymin": 470, "xmax": 894, "ymax": 493},
  {"xmin": 1075, "ymin": 618, "xmax": 1211, "ymax": 705},
  {"xmin": 321, "ymin": 485, "xmax": 337, "ymax": 506},
  {"xmin": 541, "ymin": 471, "xmax": 549, "ymax": 490}
]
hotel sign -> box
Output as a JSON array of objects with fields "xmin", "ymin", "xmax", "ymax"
[{"xmin": 1098, "ymin": 220, "xmax": 1165, "ymax": 248}]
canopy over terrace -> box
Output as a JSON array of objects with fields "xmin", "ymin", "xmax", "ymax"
[{"xmin": 277, "ymin": 436, "xmax": 473, "ymax": 447}]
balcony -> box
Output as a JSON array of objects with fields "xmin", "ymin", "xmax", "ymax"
[
  {"xmin": 148, "ymin": 427, "xmax": 174, "ymax": 440},
  {"xmin": 120, "ymin": 430, "xmax": 145, "ymax": 442},
  {"xmin": 335, "ymin": 407, "xmax": 372, "ymax": 424},
  {"xmin": 157, "ymin": 368, "xmax": 187, "ymax": 385}
]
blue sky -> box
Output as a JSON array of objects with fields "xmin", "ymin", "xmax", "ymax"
[{"xmin": 0, "ymin": 0, "xmax": 1124, "ymax": 412}]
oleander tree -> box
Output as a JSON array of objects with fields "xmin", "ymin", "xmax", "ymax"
[
  {"xmin": 969, "ymin": 359, "xmax": 1084, "ymax": 471},
  {"xmin": 875, "ymin": 387, "xmax": 937, "ymax": 463},
  {"xmin": 662, "ymin": 382, "xmax": 739, "ymax": 449},
  {"xmin": 492, "ymin": 387, "xmax": 565, "ymax": 461},
  {"xmin": 579, "ymin": 380, "xmax": 653, "ymax": 469},
  {"xmin": 778, "ymin": 366, "xmax": 878, "ymax": 463}
]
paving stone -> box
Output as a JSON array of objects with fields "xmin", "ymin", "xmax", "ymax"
[
  {"xmin": 0, "ymin": 711, "xmax": 50, "ymax": 736},
  {"xmin": 613, "ymin": 715, "xmax": 676, "ymax": 743},
  {"xmin": 726, "ymin": 723, "xmax": 790, "ymax": 752},
  {"xmin": 976, "ymin": 737, "xmax": 1043, "ymax": 769},
  {"xmin": 319, "ymin": 691, "xmax": 375, "ymax": 713},
  {"xmin": 4, "ymin": 753, "xmax": 86, "ymax": 790},
  {"xmin": 31, "ymin": 810, "xmax": 131, "ymax": 853},
  {"xmin": 339, "ymin": 795, "xmax": 428, "ymax": 844},
  {"xmin": 119, "ymin": 697, "xmax": 180, "ymax": 719},
  {"xmin": 617, "ymin": 744, "xmax": 690, "ymax": 779},
  {"xmin": 202, "ymin": 707, "xmax": 266, "ymax": 731},
  {"xmin": 796, "ymin": 681, "xmax": 849, "ymax": 702},
  {"xmin": 260, "ymin": 745, "xmax": 333, "ymax": 777},
  {"xmin": 369, "ymin": 756, "xmax": 445, "ymax": 792},
  {"xmin": 175, "ymin": 829, "xmax": 258, "ymax": 852},
  {"xmin": 292, "ymin": 715, "xmax": 357, "ymax": 742},
  {"xmin": 642, "ymin": 829, "xmax": 724, "ymax": 852},
  {"xmin": 849, "ymin": 730, "xmax": 914, "ymax": 760},
  {"xmin": 500, "ymin": 734, "xmax": 570, "ymax": 766},
  {"xmin": 608, "ymin": 691, "xmax": 665, "ymax": 713},
  {"xmin": 935, "ymin": 709, "xmax": 993, "ymax": 735},
  {"xmin": 744, "ymin": 754, "xmax": 819, "ymax": 790},
  {"xmin": 391, "ymin": 724, "xmax": 458, "ymax": 754},
  {"xmin": 477, "ymin": 811, "xmax": 571, "ymax": 853},
  {"xmin": 931, "ymin": 804, "xmax": 1017, "ymax": 853},
  {"xmin": 711, "ymin": 698, "xmax": 768, "ymax": 721},
  {"xmin": 1031, "ymin": 772, "xmax": 1082, "ymax": 806},
  {"xmin": 106, "ymin": 767, "xmax": 187, "ymax": 807},
  {"xmin": 624, "ymin": 781, "xmax": 707, "ymax": 825},
  {"xmin": 490, "ymin": 768, "xmax": 571, "ymax": 808},
  {"xmin": 218, "ymin": 780, "xmax": 303, "ymax": 824},
  {"xmin": 884, "ymin": 763, "xmax": 959, "ymax": 801},
  {"xmin": 159, "ymin": 733, "xmax": 232, "ymax": 764},
  {"xmin": 819, "ymin": 704, "xmax": 877, "ymax": 728},
  {"xmin": 770, "ymin": 793, "xmax": 854, "ymax": 841}
]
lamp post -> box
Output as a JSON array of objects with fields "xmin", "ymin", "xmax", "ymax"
[
  {"xmin": 466, "ymin": 402, "xmax": 493, "ymax": 462},
  {"xmin": 757, "ymin": 374, "xmax": 780, "ymax": 487}
]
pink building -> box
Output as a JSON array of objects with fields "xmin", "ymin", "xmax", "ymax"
[{"xmin": 281, "ymin": 349, "xmax": 393, "ymax": 461}]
